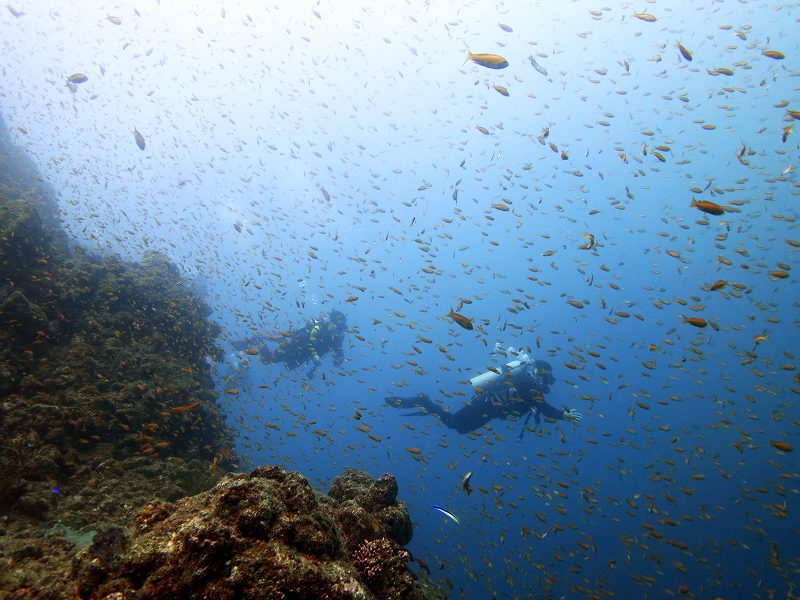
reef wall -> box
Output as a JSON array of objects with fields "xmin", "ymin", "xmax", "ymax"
[
  {"xmin": 0, "ymin": 113, "xmax": 67, "ymax": 249},
  {"xmin": 0, "ymin": 120, "xmax": 442, "ymax": 598},
  {"xmin": 0, "ymin": 151, "xmax": 235, "ymax": 594}
]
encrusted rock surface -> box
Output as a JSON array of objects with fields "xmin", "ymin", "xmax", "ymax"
[
  {"xmin": 0, "ymin": 121, "xmax": 231, "ymax": 596},
  {"xmin": 71, "ymin": 467, "xmax": 445, "ymax": 600},
  {"xmin": 1, "ymin": 192, "xmax": 232, "ymax": 523}
]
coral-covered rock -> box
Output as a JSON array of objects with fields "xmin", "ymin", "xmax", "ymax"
[
  {"xmin": 329, "ymin": 469, "xmax": 413, "ymax": 551},
  {"xmin": 374, "ymin": 505, "xmax": 414, "ymax": 549},
  {"xmin": 0, "ymin": 188, "xmax": 234, "ymax": 512},
  {"xmin": 352, "ymin": 537, "xmax": 416, "ymax": 598},
  {"xmin": 72, "ymin": 467, "xmax": 445, "ymax": 599},
  {"xmin": 0, "ymin": 290, "xmax": 49, "ymax": 337},
  {"xmin": 0, "ymin": 142, "xmax": 236, "ymax": 597}
]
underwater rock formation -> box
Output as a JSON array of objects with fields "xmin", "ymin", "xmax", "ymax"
[
  {"xmin": 72, "ymin": 467, "xmax": 445, "ymax": 599},
  {"xmin": 0, "ymin": 113, "xmax": 67, "ymax": 248},
  {"xmin": 0, "ymin": 130, "xmax": 234, "ymax": 595},
  {"xmin": 0, "ymin": 194, "xmax": 232, "ymax": 522}
]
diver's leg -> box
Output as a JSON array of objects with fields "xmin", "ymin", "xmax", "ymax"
[
  {"xmin": 306, "ymin": 358, "xmax": 320, "ymax": 378},
  {"xmin": 230, "ymin": 337, "xmax": 251, "ymax": 351},
  {"xmin": 384, "ymin": 393, "xmax": 433, "ymax": 409},
  {"xmin": 261, "ymin": 347, "xmax": 278, "ymax": 364},
  {"xmin": 384, "ymin": 394, "xmax": 463, "ymax": 430},
  {"xmin": 232, "ymin": 335, "xmax": 267, "ymax": 352},
  {"xmin": 446, "ymin": 400, "xmax": 495, "ymax": 434}
]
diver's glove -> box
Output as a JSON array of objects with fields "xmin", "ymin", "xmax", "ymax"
[{"xmin": 563, "ymin": 408, "xmax": 583, "ymax": 424}]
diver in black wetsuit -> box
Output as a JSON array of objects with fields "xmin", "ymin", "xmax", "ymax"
[
  {"xmin": 385, "ymin": 355, "xmax": 582, "ymax": 434},
  {"xmin": 232, "ymin": 310, "xmax": 347, "ymax": 377}
]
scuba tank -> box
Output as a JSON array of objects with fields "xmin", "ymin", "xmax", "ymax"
[{"xmin": 470, "ymin": 359, "xmax": 526, "ymax": 391}]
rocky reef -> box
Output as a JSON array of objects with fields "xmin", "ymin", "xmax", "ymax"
[
  {"xmin": 0, "ymin": 120, "xmax": 444, "ymax": 598},
  {"xmin": 0, "ymin": 113, "xmax": 67, "ymax": 249},
  {"xmin": 0, "ymin": 148, "xmax": 235, "ymax": 595},
  {"xmin": 0, "ymin": 196, "xmax": 233, "ymax": 515},
  {"xmin": 72, "ymin": 467, "xmax": 444, "ymax": 599}
]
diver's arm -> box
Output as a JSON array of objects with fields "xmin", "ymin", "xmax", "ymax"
[
  {"xmin": 230, "ymin": 338, "xmax": 249, "ymax": 351},
  {"xmin": 233, "ymin": 328, "xmax": 292, "ymax": 349},
  {"xmin": 305, "ymin": 325, "xmax": 322, "ymax": 376},
  {"xmin": 536, "ymin": 399, "xmax": 582, "ymax": 424},
  {"xmin": 535, "ymin": 399, "xmax": 568, "ymax": 421},
  {"xmin": 231, "ymin": 335, "xmax": 265, "ymax": 351},
  {"xmin": 260, "ymin": 347, "xmax": 276, "ymax": 364}
]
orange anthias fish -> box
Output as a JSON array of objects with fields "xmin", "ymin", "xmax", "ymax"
[
  {"xmin": 676, "ymin": 42, "xmax": 692, "ymax": 61},
  {"xmin": 691, "ymin": 198, "xmax": 726, "ymax": 215},
  {"xmin": 762, "ymin": 49, "xmax": 785, "ymax": 60},
  {"xmin": 752, "ymin": 334, "xmax": 768, "ymax": 351},
  {"xmin": 448, "ymin": 308, "xmax": 474, "ymax": 330},
  {"xmin": 770, "ymin": 441, "xmax": 794, "ymax": 452},
  {"xmin": 682, "ymin": 316, "xmax": 707, "ymax": 328},
  {"xmin": 708, "ymin": 279, "xmax": 728, "ymax": 291},
  {"xmin": 464, "ymin": 51, "xmax": 509, "ymax": 69},
  {"xmin": 167, "ymin": 401, "xmax": 201, "ymax": 413}
]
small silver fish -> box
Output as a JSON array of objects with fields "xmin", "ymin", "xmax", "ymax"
[
  {"xmin": 528, "ymin": 55, "xmax": 548, "ymax": 76},
  {"xmin": 133, "ymin": 128, "xmax": 146, "ymax": 150}
]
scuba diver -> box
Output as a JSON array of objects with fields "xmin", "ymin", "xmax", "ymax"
[
  {"xmin": 231, "ymin": 310, "xmax": 347, "ymax": 377},
  {"xmin": 385, "ymin": 346, "xmax": 582, "ymax": 434}
]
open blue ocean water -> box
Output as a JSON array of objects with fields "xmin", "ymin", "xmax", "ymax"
[{"xmin": 2, "ymin": 1, "xmax": 798, "ymax": 597}]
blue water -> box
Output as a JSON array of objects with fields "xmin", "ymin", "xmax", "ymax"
[{"xmin": 2, "ymin": 1, "xmax": 798, "ymax": 597}]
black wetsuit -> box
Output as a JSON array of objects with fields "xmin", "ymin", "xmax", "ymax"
[
  {"xmin": 266, "ymin": 319, "xmax": 344, "ymax": 371},
  {"xmin": 385, "ymin": 359, "xmax": 565, "ymax": 434},
  {"xmin": 232, "ymin": 313, "xmax": 345, "ymax": 375}
]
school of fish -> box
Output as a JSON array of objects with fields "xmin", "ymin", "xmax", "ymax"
[{"xmin": 1, "ymin": 1, "xmax": 798, "ymax": 598}]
